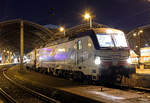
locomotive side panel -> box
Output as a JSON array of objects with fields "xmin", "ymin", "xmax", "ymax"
[
  {"xmin": 35, "ymin": 36, "xmax": 98, "ymax": 78},
  {"xmin": 37, "ymin": 40, "xmax": 75, "ymax": 69}
]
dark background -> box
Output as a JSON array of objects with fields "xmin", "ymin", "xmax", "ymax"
[{"xmin": 0, "ymin": 0, "xmax": 150, "ymax": 32}]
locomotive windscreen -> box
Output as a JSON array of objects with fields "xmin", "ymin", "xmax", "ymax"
[
  {"xmin": 113, "ymin": 33, "xmax": 128, "ymax": 47},
  {"xmin": 96, "ymin": 30, "xmax": 128, "ymax": 48},
  {"xmin": 96, "ymin": 34, "xmax": 114, "ymax": 47}
]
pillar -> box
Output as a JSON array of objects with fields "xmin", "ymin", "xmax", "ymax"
[
  {"xmin": 20, "ymin": 20, "xmax": 24, "ymax": 69},
  {"xmin": 1, "ymin": 51, "xmax": 5, "ymax": 64},
  {"xmin": 8, "ymin": 52, "xmax": 12, "ymax": 63}
]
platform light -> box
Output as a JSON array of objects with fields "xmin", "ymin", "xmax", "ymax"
[
  {"xmin": 84, "ymin": 13, "xmax": 91, "ymax": 20},
  {"xmin": 139, "ymin": 30, "xmax": 143, "ymax": 33},
  {"xmin": 14, "ymin": 58, "xmax": 18, "ymax": 63},
  {"xmin": 133, "ymin": 33, "xmax": 136, "ymax": 37},
  {"xmin": 59, "ymin": 26, "xmax": 66, "ymax": 36},
  {"xmin": 83, "ymin": 12, "xmax": 92, "ymax": 28},
  {"xmin": 59, "ymin": 27, "xmax": 65, "ymax": 32}
]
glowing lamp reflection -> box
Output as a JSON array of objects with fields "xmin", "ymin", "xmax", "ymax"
[
  {"xmin": 106, "ymin": 29, "xmax": 113, "ymax": 34},
  {"xmin": 58, "ymin": 48, "xmax": 65, "ymax": 52}
]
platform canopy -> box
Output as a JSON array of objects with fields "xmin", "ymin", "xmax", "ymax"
[
  {"xmin": 0, "ymin": 19, "xmax": 55, "ymax": 54},
  {"xmin": 127, "ymin": 25, "xmax": 150, "ymax": 55}
]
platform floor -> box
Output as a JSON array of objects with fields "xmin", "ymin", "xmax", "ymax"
[{"xmin": 5, "ymin": 65, "xmax": 150, "ymax": 103}]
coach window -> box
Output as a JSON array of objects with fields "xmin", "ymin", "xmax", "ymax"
[{"xmin": 77, "ymin": 40, "xmax": 82, "ymax": 50}]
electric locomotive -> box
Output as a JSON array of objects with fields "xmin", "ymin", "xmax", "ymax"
[{"xmin": 26, "ymin": 27, "xmax": 135, "ymax": 83}]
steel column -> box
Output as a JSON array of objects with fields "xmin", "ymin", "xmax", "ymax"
[
  {"xmin": 20, "ymin": 20, "xmax": 24, "ymax": 69},
  {"xmin": 89, "ymin": 17, "xmax": 92, "ymax": 28},
  {"xmin": 2, "ymin": 51, "xmax": 5, "ymax": 64},
  {"xmin": 8, "ymin": 52, "xmax": 12, "ymax": 63}
]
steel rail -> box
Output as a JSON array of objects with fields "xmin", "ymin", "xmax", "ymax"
[
  {"xmin": 0, "ymin": 88, "xmax": 17, "ymax": 103},
  {"xmin": 3, "ymin": 71, "xmax": 60, "ymax": 103}
]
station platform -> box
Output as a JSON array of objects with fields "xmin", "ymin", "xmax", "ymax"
[{"xmin": 5, "ymin": 65, "xmax": 150, "ymax": 103}]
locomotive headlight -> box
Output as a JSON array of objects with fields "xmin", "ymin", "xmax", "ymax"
[
  {"xmin": 94, "ymin": 56, "xmax": 101, "ymax": 65},
  {"xmin": 127, "ymin": 57, "xmax": 132, "ymax": 64}
]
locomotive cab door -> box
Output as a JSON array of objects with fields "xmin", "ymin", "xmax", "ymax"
[{"xmin": 76, "ymin": 39, "xmax": 83, "ymax": 66}]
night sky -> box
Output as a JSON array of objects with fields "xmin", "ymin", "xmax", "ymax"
[{"xmin": 1, "ymin": 0, "xmax": 150, "ymax": 32}]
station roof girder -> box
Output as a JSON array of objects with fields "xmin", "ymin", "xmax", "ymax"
[
  {"xmin": 0, "ymin": 19, "xmax": 55, "ymax": 54},
  {"xmin": 127, "ymin": 25, "xmax": 150, "ymax": 54}
]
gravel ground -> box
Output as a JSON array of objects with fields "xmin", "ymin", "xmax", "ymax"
[
  {"xmin": 6, "ymin": 69, "xmax": 101, "ymax": 103},
  {"xmin": 5, "ymin": 65, "xmax": 150, "ymax": 103},
  {"xmin": 0, "ymin": 66, "xmax": 46, "ymax": 103}
]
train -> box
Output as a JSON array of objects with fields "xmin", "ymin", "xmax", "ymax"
[{"xmin": 26, "ymin": 27, "xmax": 135, "ymax": 83}]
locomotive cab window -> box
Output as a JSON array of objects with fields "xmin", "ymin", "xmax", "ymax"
[
  {"xmin": 96, "ymin": 31, "xmax": 128, "ymax": 48},
  {"xmin": 77, "ymin": 40, "xmax": 82, "ymax": 50}
]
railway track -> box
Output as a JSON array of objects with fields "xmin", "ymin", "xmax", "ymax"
[
  {"xmin": 0, "ymin": 88, "xmax": 16, "ymax": 103},
  {"xmin": 0, "ymin": 67, "xmax": 60, "ymax": 103},
  {"xmin": 3, "ymin": 65, "xmax": 150, "ymax": 103}
]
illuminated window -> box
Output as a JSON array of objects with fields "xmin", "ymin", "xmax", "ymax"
[{"xmin": 77, "ymin": 40, "xmax": 82, "ymax": 50}]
